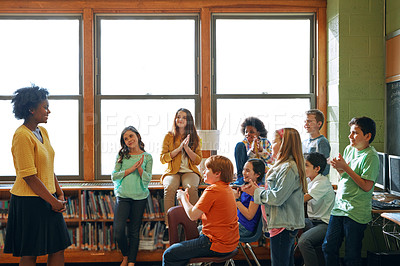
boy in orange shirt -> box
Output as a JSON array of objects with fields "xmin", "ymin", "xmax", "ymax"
[{"xmin": 162, "ymin": 155, "xmax": 239, "ymax": 266}]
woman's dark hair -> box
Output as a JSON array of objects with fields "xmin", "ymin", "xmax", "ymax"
[
  {"xmin": 117, "ymin": 126, "xmax": 145, "ymax": 163},
  {"xmin": 247, "ymin": 158, "xmax": 265, "ymax": 183},
  {"xmin": 240, "ymin": 117, "xmax": 268, "ymax": 138},
  {"xmin": 11, "ymin": 85, "xmax": 49, "ymax": 120},
  {"xmin": 172, "ymin": 108, "xmax": 200, "ymax": 153}
]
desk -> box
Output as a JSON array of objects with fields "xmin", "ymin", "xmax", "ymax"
[{"xmin": 381, "ymin": 212, "xmax": 400, "ymax": 250}]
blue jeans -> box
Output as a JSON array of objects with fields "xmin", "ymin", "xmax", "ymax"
[
  {"xmin": 298, "ymin": 218, "xmax": 328, "ymax": 266},
  {"xmin": 270, "ymin": 229, "xmax": 298, "ymax": 266},
  {"xmin": 234, "ymin": 142, "xmax": 247, "ymax": 178},
  {"xmin": 162, "ymin": 234, "xmax": 232, "ymax": 266},
  {"xmin": 239, "ymin": 222, "xmax": 253, "ymax": 238},
  {"xmin": 113, "ymin": 197, "xmax": 147, "ymax": 263},
  {"xmin": 322, "ymin": 215, "xmax": 367, "ymax": 266}
]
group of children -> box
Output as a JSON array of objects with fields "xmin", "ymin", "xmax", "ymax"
[
  {"xmin": 5, "ymin": 85, "xmax": 379, "ymax": 266},
  {"xmin": 111, "ymin": 107, "xmax": 379, "ymax": 266}
]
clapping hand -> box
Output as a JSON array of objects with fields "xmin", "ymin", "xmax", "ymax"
[
  {"xmin": 176, "ymin": 188, "xmax": 190, "ymax": 205},
  {"xmin": 329, "ymin": 153, "xmax": 347, "ymax": 174},
  {"xmin": 241, "ymin": 179, "xmax": 259, "ymax": 196},
  {"xmin": 182, "ymin": 134, "xmax": 190, "ymax": 151}
]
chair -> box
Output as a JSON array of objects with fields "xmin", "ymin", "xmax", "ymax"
[
  {"xmin": 167, "ymin": 206, "xmax": 238, "ymax": 266},
  {"xmin": 238, "ymin": 217, "xmax": 263, "ymax": 266}
]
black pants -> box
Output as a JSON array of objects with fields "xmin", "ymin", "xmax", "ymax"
[{"xmin": 114, "ymin": 197, "xmax": 147, "ymax": 263}]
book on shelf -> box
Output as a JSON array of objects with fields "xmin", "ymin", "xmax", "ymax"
[
  {"xmin": 0, "ymin": 227, "xmax": 5, "ymax": 249},
  {"xmin": 0, "ymin": 200, "xmax": 9, "ymax": 219},
  {"xmin": 81, "ymin": 191, "xmax": 116, "ymax": 220},
  {"xmin": 139, "ymin": 221, "xmax": 166, "ymax": 251},
  {"xmin": 63, "ymin": 197, "xmax": 79, "ymax": 219},
  {"xmin": 80, "ymin": 222, "xmax": 116, "ymax": 251},
  {"xmin": 143, "ymin": 191, "xmax": 165, "ymax": 219}
]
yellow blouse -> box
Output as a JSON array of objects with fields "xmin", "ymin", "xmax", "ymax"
[{"xmin": 10, "ymin": 125, "xmax": 56, "ymax": 196}]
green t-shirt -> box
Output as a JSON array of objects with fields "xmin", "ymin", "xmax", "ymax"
[{"xmin": 331, "ymin": 145, "xmax": 379, "ymax": 224}]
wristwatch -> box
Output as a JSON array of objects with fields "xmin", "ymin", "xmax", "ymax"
[{"xmin": 236, "ymin": 198, "xmax": 241, "ymax": 202}]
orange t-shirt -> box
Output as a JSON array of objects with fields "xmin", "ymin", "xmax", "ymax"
[{"xmin": 195, "ymin": 181, "xmax": 239, "ymax": 253}]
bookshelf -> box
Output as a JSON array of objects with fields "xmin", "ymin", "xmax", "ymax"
[{"xmin": 0, "ymin": 181, "xmax": 271, "ymax": 263}]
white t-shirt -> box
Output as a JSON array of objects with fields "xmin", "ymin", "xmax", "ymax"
[{"xmin": 307, "ymin": 174, "xmax": 335, "ymax": 224}]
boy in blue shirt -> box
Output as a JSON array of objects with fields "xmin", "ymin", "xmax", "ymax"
[
  {"xmin": 303, "ymin": 109, "xmax": 331, "ymax": 176},
  {"xmin": 322, "ymin": 117, "xmax": 379, "ymax": 266}
]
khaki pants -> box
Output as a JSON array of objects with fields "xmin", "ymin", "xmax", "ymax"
[{"xmin": 163, "ymin": 172, "xmax": 200, "ymax": 226}]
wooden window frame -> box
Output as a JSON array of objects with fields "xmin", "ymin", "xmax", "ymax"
[{"xmin": 0, "ymin": 0, "xmax": 327, "ymax": 181}]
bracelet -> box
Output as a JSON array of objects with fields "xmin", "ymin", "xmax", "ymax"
[{"xmin": 236, "ymin": 198, "xmax": 241, "ymax": 202}]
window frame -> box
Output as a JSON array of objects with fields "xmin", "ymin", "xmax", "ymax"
[
  {"xmin": 0, "ymin": 14, "xmax": 84, "ymax": 181},
  {"xmin": 94, "ymin": 14, "xmax": 201, "ymax": 179},
  {"xmin": 210, "ymin": 13, "xmax": 316, "ymax": 129}
]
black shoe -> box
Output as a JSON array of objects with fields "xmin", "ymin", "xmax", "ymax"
[{"xmin": 162, "ymin": 228, "xmax": 169, "ymax": 244}]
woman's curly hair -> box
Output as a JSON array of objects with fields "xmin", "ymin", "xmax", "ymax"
[
  {"xmin": 240, "ymin": 117, "xmax": 268, "ymax": 138},
  {"xmin": 12, "ymin": 85, "xmax": 49, "ymax": 120}
]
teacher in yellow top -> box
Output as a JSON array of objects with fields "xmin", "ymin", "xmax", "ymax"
[{"xmin": 4, "ymin": 85, "xmax": 71, "ymax": 266}]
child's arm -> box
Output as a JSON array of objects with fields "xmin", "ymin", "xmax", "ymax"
[
  {"xmin": 140, "ymin": 154, "xmax": 153, "ymax": 184},
  {"xmin": 177, "ymin": 188, "xmax": 203, "ymax": 221},
  {"xmin": 304, "ymin": 193, "xmax": 313, "ymax": 202},
  {"xmin": 331, "ymin": 153, "xmax": 374, "ymax": 192},
  {"xmin": 237, "ymin": 200, "xmax": 259, "ymax": 220}
]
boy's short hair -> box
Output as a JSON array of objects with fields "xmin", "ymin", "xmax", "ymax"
[
  {"xmin": 205, "ymin": 155, "xmax": 234, "ymax": 183},
  {"xmin": 348, "ymin": 116, "xmax": 376, "ymax": 144},
  {"xmin": 305, "ymin": 109, "xmax": 325, "ymax": 129},
  {"xmin": 304, "ymin": 152, "xmax": 327, "ymax": 174}
]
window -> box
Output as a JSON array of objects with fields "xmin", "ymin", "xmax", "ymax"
[
  {"xmin": 212, "ymin": 14, "xmax": 315, "ymax": 171},
  {"xmin": 96, "ymin": 15, "xmax": 200, "ymax": 178},
  {"xmin": 0, "ymin": 16, "xmax": 82, "ymax": 180}
]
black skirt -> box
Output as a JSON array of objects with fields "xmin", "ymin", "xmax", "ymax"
[{"xmin": 4, "ymin": 194, "xmax": 71, "ymax": 257}]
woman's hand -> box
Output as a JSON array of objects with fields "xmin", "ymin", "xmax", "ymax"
[
  {"xmin": 241, "ymin": 179, "xmax": 259, "ymax": 196},
  {"xmin": 51, "ymin": 198, "xmax": 67, "ymax": 213}
]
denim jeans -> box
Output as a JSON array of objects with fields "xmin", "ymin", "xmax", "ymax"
[
  {"xmin": 239, "ymin": 222, "xmax": 253, "ymax": 238},
  {"xmin": 322, "ymin": 215, "xmax": 367, "ymax": 266},
  {"xmin": 234, "ymin": 142, "xmax": 247, "ymax": 178},
  {"xmin": 113, "ymin": 197, "xmax": 147, "ymax": 263},
  {"xmin": 298, "ymin": 218, "xmax": 328, "ymax": 266},
  {"xmin": 162, "ymin": 234, "xmax": 232, "ymax": 266},
  {"xmin": 270, "ymin": 229, "xmax": 298, "ymax": 266}
]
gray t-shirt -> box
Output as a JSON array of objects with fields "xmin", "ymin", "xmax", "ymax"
[{"xmin": 302, "ymin": 135, "xmax": 331, "ymax": 176}]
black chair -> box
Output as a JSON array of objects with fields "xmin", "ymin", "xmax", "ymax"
[
  {"xmin": 167, "ymin": 205, "xmax": 238, "ymax": 265},
  {"xmin": 238, "ymin": 217, "xmax": 263, "ymax": 266}
]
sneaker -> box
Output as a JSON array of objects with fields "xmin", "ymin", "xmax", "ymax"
[
  {"xmin": 162, "ymin": 228, "xmax": 169, "ymax": 244},
  {"xmin": 231, "ymin": 176, "xmax": 244, "ymax": 186}
]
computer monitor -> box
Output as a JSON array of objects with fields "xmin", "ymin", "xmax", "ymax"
[
  {"xmin": 389, "ymin": 155, "xmax": 400, "ymax": 197},
  {"xmin": 375, "ymin": 152, "xmax": 388, "ymax": 190}
]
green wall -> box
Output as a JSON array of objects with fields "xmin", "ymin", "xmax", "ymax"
[
  {"xmin": 327, "ymin": 0, "xmax": 385, "ymax": 185},
  {"xmin": 386, "ymin": 0, "xmax": 400, "ymax": 34}
]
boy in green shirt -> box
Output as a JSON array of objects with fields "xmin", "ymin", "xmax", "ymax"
[{"xmin": 322, "ymin": 116, "xmax": 379, "ymax": 266}]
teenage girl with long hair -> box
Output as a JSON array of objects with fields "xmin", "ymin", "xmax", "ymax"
[
  {"xmin": 242, "ymin": 128, "xmax": 307, "ymax": 266},
  {"xmin": 112, "ymin": 126, "xmax": 153, "ymax": 266},
  {"xmin": 160, "ymin": 108, "xmax": 202, "ymax": 241}
]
